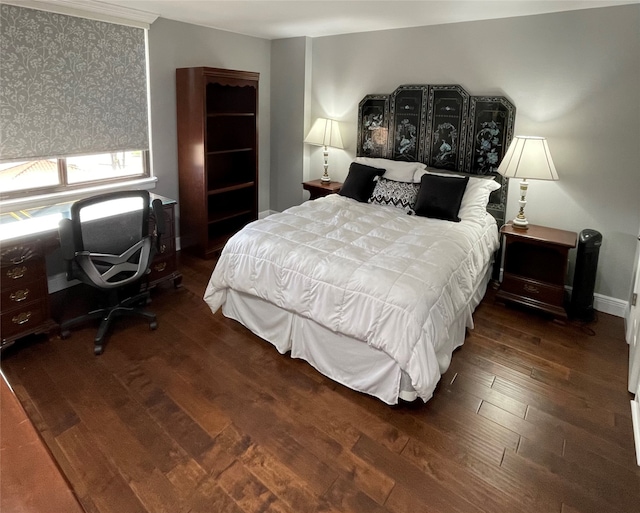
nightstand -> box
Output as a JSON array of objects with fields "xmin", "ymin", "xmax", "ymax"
[
  {"xmin": 496, "ymin": 223, "xmax": 577, "ymax": 320},
  {"xmin": 303, "ymin": 179, "xmax": 342, "ymax": 200}
]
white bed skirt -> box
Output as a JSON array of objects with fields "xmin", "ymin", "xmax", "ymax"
[{"xmin": 220, "ymin": 261, "xmax": 493, "ymax": 405}]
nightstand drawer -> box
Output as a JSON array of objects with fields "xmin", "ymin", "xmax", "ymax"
[{"xmin": 500, "ymin": 274, "xmax": 565, "ymax": 305}]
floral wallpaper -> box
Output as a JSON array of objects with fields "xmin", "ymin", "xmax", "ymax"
[{"xmin": 0, "ymin": 4, "xmax": 149, "ymax": 161}]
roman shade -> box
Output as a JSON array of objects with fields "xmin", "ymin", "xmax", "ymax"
[{"xmin": 0, "ymin": 4, "xmax": 149, "ymax": 162}]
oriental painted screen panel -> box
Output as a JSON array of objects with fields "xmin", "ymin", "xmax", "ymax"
[{"xmin": 388, "ymin": 86, "xmax": 428, "ymax": 162}]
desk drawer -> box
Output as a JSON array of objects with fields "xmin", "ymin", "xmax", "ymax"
[
  {"xmin": 156, "ymin": 234, "xmax": 175, "ymax": 257},
  {"xmin": 501, "ymin": 274, "xmax": 564, "ymax": 306},
  {"xmin": 148, "ymin": 254, "xmax": 177, "ymax": 283},
  {"xmin": 1, "ymin": 258, "xmax": 46, "ymax": 290},
  {"xmin": 1, "ymin": 278, "xmax": 47, "ymax": 309},
  {"xmin": 1, "ymin": 300, "xmax": 49, "ymax": 341},
  {"xmin": 1, "ymin": 241, "xmax": 42, "ymax": 267}
]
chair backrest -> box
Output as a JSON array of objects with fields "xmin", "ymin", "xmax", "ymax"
[{"xmin": 59, "ymin": 190, "xmax": 162, "ymax": 289}]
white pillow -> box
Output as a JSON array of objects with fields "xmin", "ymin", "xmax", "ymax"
[
  {"xmin": 415, "ymin": 168, "xmax": 501, "ymax": 221},
  {"xmin": 355, "ymin": 157, "xmax": 426, "ymax": 183}
]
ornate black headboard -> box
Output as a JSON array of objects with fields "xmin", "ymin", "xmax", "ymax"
[{"xmin": 357, "ymin": 84, "xmax": 515, "ymax": 227}]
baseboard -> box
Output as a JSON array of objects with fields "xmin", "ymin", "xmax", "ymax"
[
  {"xmin": 259, "ymin": 209, "xmax": 278, "ymax": 219},
  {"xmin": 593, "ymin": 293, "xmax": 627, "ymax": 318}
]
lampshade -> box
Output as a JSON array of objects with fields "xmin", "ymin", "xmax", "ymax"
[
  {"xmin": 304, "ymin": 118, "xmax": 344, "ymax": 149},
  {"xmin": 497, "ymin": 136, "xmax": 558, "ymax": 181},
  {"xmin": 497, "ymin": 135, "xmax": 558, "ymax": 229}
]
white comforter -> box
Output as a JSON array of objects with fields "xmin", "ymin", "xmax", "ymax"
[{"xmin": 204, "ymin": 194, "xmax": 499, "ymax": 400}]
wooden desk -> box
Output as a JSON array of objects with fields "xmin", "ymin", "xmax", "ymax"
[
  {"xmin": 0, "ymin": 194, "xmax": 181, "ymax": 350},
  {"xmin": 496, "ymin": 223, "xmax": 577, "ymax": 319},
  {"xmin": 1, "ymin": 233, "xmax": 58, "ymax": 348}
]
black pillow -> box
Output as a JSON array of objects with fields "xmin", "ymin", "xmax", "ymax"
[
  {"xmin": 338, "ymin": 162, "xmax": 385, "ymax": 203},
  {"xmin": 414, "ymin": 173, "xmax": 469, "ymax": 222}
]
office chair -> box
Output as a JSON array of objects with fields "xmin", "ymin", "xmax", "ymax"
[{"xmin": 58, "ymin": 190, "xmax": 165, "ymax": 355}]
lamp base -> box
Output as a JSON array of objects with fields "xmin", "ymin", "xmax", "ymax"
[
  {"xmin": 321, "ymin": 145, "xmax": 331, "ymax": 182},
  {"xmin": 511, "ymin": 179, "xmax": 529, "ymax": 229},
  {"xmin": 512, "ymin": 217, "xmax": 529, "ymax": 229}
]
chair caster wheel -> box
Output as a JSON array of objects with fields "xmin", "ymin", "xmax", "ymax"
[
  {"xmin": 94, "ymin": 345, "xmax": 104, "ymax": 355},
  {"xmin": 60, "ymin": 330, "xmax": 71, "ymax": 339},
  {"xmin": 149, "ymin": 321, "xmax": 158, "ymax": 330}
]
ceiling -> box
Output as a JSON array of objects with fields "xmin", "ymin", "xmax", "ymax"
[{"xmin": 68, "ymin": 1, "xmax": 640, "ymax": 39}]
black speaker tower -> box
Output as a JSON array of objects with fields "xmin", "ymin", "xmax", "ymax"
[{"xmin": 570, "ymin": 229, "xmax": 602, "ymax": 322}]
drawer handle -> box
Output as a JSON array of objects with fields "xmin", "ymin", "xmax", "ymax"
[
  {"xmin": 7, "ymin": 266, "xmax": 27, "ymax": 279},
  {"xmin": 153, "ymin": 262, "xmax": 167, "ymax": 272},
  {"xmin": 12, "ymin": 311, "xmax": 32, "ymax": 325},
  {"xmin": 524, "ymin": 284, "xmax": 540, "ymax": 294},
  {"xmin": 11, "ymin": 256, "xmax": 25, "ymax": 265},
  {"xmin": 10, "ymin": 289, "xmax": 30, "ymax": 302},
  {"xmin": 160, "ymin": 244, "xmax": 166, "ymax": 254}
]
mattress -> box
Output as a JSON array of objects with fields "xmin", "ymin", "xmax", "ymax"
[{"xmin": 204, "ymin": 194, "xmax": 500, "ymax": 403}]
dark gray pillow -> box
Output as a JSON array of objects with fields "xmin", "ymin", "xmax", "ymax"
[
  {"xmin": 414, "ymin": 173, "xmax": 469, "ymax": 222},
  {"xmin": 338, "ymin": 162, "xmax": 385, "ymax": 202}
]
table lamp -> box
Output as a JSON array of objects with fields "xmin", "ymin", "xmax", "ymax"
[
  {"xmin": 304, "ymin": 118, "xmax": 344, "ymax": 183},
  {"xmin": 497, "ymin": 135, "xmax": 559, "ymax": 229}
]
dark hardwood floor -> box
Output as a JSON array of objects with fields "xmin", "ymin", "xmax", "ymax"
[{"xmin": 2, "ymin": 252, "xmax": 638, "ymax": 513}]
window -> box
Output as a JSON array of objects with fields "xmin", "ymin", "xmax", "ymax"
[
  {"xmin": 0, "ymin": 151, "xmax": 149, "ymax": 199},
  {"xmin": 0, "ymin": 4, "xmax": 151, "ymax": 204}
]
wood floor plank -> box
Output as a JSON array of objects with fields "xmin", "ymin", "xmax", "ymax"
[
  {"xmin": 475, "ymin": 309, "xmax": 627, "ymax": 384},
  {"xmin": 353, "ymin": 434, "xmax": 481, "ymax": 513},
  {"xmin": 423, "ymin": 385, "xmax": 521, "ymax": 451},
  {"xmin": 491, "ymin": 372, "xmax": 620, "ymax": 433},
  {"xmin": 322, "ymin": 476, "xmax": 389, "ymax": 513},
  {"xmin": 478, "ymin": 401, "xmax": 565, "ymax": 455},
  {"xmin": 517, "ymin": 437, "xmax": 639, "ymax": 512},
  {"xmin": 239, "ymin": 443, "xmax": 341, "ymax": 513},
  {"xmin": 443, "ymin": 363, "xmax": 528, "ymax": 418},
  {"xmin": 217, "ymin": 460, "xmax": 293, "ymax": 513},
  {"xmin": 503, "ymin": 444, "xmax": 631, "ymax": 513},
  {"xmin": 524, "ymin": 404, "xmax": 637, "ymax": 469},
  {"xmin": 55, "ymin": 423, "xmax": 148, "ymax": 513},
  {"xmin": 400, "ymin": 436, "xmax": 522, "ymax": 512}
]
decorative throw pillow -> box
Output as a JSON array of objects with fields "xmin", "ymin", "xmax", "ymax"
[
  {"xmin": 339, "ymin": 162, "xmax": 385, "ymax": 203},
  {"xmin": 369, "ymin": 177, "xmax": 420, "ymax": 214},
  {"xmin": 414, "ymin": 173, "xmax": 469, "ymax": 222}
]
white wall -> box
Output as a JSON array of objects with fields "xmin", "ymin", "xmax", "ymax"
[
  {"xmin": 296, "ymin": 5, "xmax": 639, "ymax": 304},
  {"xmin": 146, "ymin": 18, "xmax": 272, "ymax": 223},
  {"xmin": 270, "ymin": 37, "xmax": 312, "ymax": 212}
]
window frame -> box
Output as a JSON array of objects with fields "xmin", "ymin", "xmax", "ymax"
[{"xmin": 0, "ymin": 151, "xmax": 151, "ymax": 202}]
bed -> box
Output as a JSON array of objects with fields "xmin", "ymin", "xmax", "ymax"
[{"xmin": 204, "ymin": 84, "xmax": 515, "ymax": 404}]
